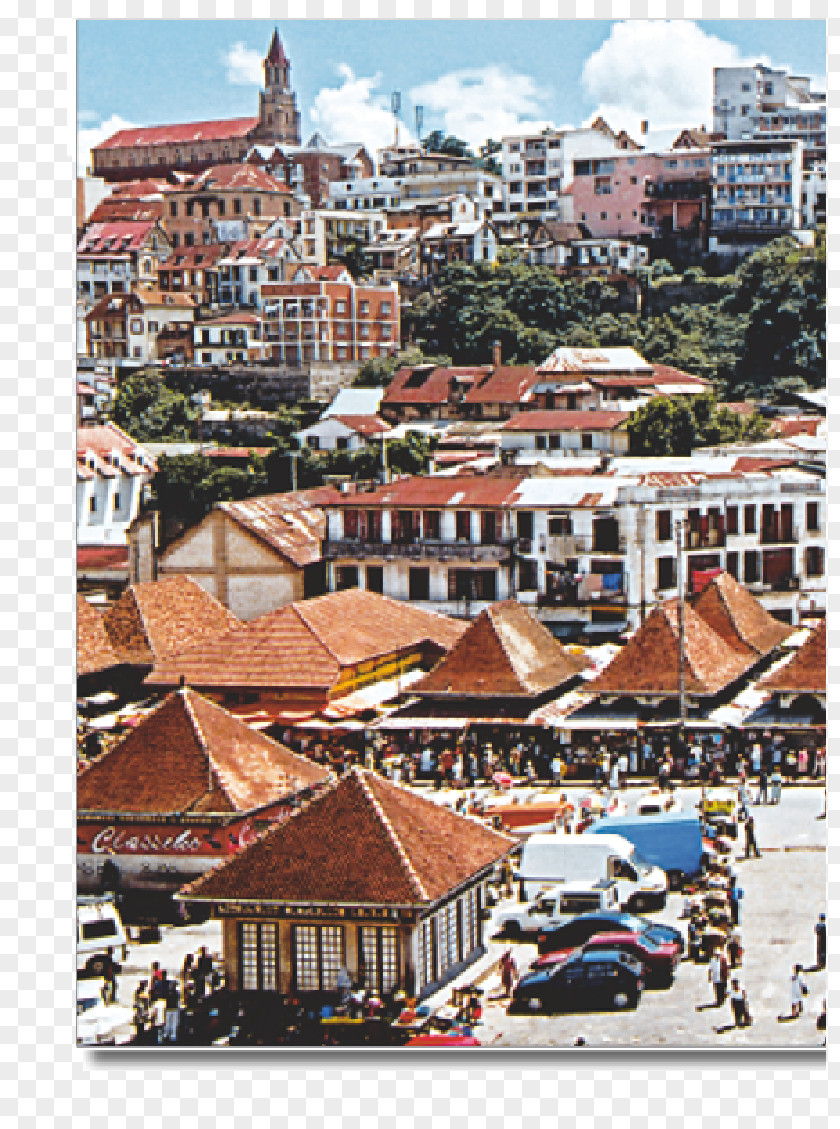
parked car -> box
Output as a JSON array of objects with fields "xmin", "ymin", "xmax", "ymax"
[
  {"xmin": 511, "ymin": 949, "xmax": 645, "ymax": 1013},
  {"xmin": 535, "ymin": 911, "xmax": 684, "ymax": 956},
  {"xmin": 533, "ymin": 930, "xmax": 681, "ymax": 988},
  {"xmin": 76, "ymin": 979, "xmax": 133, "ymax": 1046},
  {"xmin": 77, "ymin": 897, "xmax": 128, "ymax": 978},
  {"xmin": 495, "ymin": 880, "xmax": 620, "ymax": 938}
]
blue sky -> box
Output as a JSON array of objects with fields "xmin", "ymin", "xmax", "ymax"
[{"xmin": 77, "ymin": 19, "xmax": 826, "ymax": 170}]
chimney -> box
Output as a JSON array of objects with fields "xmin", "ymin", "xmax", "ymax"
[
  {"xmin": 492, "ymin": 339, "xmax": 502, "ymax": 368},
  {"xmin": 641, "ymin": 120, "xmax": 649, "ymax": 135}
]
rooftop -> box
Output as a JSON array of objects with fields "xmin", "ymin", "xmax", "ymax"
[
  {"xmin": 77, "ymin": 688, "xmax": 330, "ymax": 815},
  {"xmin": 759, "ymin": 621, "xmax": 825, "ymax": 696},
  {"xmin": 217, "ymin": 487, "xmax": 341, "ymax": 569},
  {"xmin": 77, "ymin": 595, "xmax": 122, "ymax": 679},
  {"xmin": 95, "ymin": 117, "xmax": 259, "ymax": 151},
  {"xmin": 691, "ymin": 571, "xmax": 793, "ymax": 657},
  {"xmin": 501, "ymin": 410, "xmax": 630, "ymax": 432},
  {"xmin": 180, "ymin": 767, "xmax": 513, "ymax": 906}
]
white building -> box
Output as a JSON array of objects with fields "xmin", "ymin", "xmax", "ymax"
[
  {"xmin": 713, "ymin": 64, "xmax": 825, "ymax": 162},
  {"xmin": 193, "ymin": 313, "xmax": 267, "ymax": 365},
  {"xmin": 77, "ymin": 423, "xmax": 157, "ymax": 547},
  {"xmin": 295, "ymin": 414, "xmax": 390, "ymax": 453},
  {"xmin": 709, "ymin": 138, "xmax": 809, "ymax": 255}
]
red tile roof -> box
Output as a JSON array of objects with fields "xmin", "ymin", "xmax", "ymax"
[
  {"xmin": 77, "ymin": 423, "xmax": 156, "ymax": 469},
  {"xmin": 649, "ymin": 364, "xmax": 711, "ymax": 386},
  {"xmin": 96, "ymin": 117, "xmax": 259, "ymax": 151},
  {"xmin": 145, "ymin": 589, "xmax": 465, "ymax": 693},
  {"xmin": 77, "ymin": 688, "xmax": 330, "ymax": 815},
  {"xmin": 768, "ymin": 415, "xmax": 822, "ymax": 438},
  {"xmin": 77, "ymin": 546, "xmax": 130, "ymax": 570},
  {"xmin": 77, "ymin": 221, "xmax": 159, "ymax": 255},
  {"xmin": 102, "ymin": 575, "xmax": 240, "ymax": 667},
  {"xmin": 759, "ymin": 621, "xmax": 825, "ymax": 696},
  {"xmin": 461, "ymin": 366, "xmax": 539, "ymax": 406},
  {"xmin": 77, "ymin": 595, "xmax": 122, "ymax": 679},
  {"xmin": 180, "ymin": 767, "xmax": 513, "ymax": 906},
  {"xmin": 587, "ymin": 600, "xmax": 756, "ymax": 698},
  {"xmin": 165, "ymin": 244, "xmax": 228, "ymax": 268},
  {"xmin": 691, "ymin": 571, "xmax": 792, "ymax": 657},
  {"xmin": 330, "ymin": 415, "xmax": 390, "ymax": 436},
  {"xmin": 178, "ymin": 164, "xmax": 291, "ymax": 194},
  {"xmin": 335, "ymin": 471, "xmax": 526, "ymax": 509},
  {"xmin": 88, "ymin": 200, "xmax": 164, "ymax": 224},
  {"xmin": 217, "ymin": 488, "xmax": 341, "ymax": 569},
  {"xmin": 383, "ymin": 366, "xmax": 491, "ymax": 406},
  {"xmin": 416, "ymin": 602, "xmax": 588, "ymax": 698},
  {"xmin": 502, "ymin": 410, "xmax": 629, "ymax": 432}
]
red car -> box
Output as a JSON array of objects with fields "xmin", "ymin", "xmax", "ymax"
[{"xmin": 532, "ymin": 930, "xmax": 681, "ymax": 988}]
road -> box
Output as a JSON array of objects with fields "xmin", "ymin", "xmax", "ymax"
[{"xmin": 84, "ymin": 779, "xmax": 826, "ymax": 1048}]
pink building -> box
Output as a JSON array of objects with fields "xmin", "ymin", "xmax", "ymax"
[{"xmin": 570, "ymin": 150, "xmax": 710, "ymax": 242}]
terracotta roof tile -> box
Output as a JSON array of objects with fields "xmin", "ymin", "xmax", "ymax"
[
  {"xmin": 176, "ymin": 164, "xmax": 291, "ymax": 195},
  {"xmin": 180, "ymin": 767, "xmax": 513, "ymax": 906},
  {"xmin": 77, "ymin": 221, "xmax": 159, "ymax": 255},
  {"xmin": 691, "ymin": 571, "xmax": 792, "ymax": 656},
  {"xmin": 77, "ymin": 546, "xmax": 130, "ymax": 570},
  {"xmin": 502, "ymin": 410, "xmax": 629, "ymax": 432},
  {"xmin": 146, "ymin": 589, "xmax": 465, "ymax": 693},
  {"xmin": 759, "ymin": 621, "xmax": 825, "ymax": 696},
  {"xmin": 336, "ymin": 472, "xmax": 525, "ymax": 509},
  {"xmin": 77, "ymin": 595, "xmax": 122, "ymax": 679},
  {"xmin": 96, "ymin": 118, "xmax": 258, "ymax": 151},
  {"xmin": 461, "ymin": 366, "xmax": 539, "ymax": 406},
  {"xmin": 383, "ymin": 366, "xmax": 491, "ymax": 406},
  {"xmin": 416, "ymin": 602, "xmax": 588, "ymax": 698},
  {"xmin": 77, "ymin": 688, "xmax": 330, "ymax": 815},
  {"xmin": 102, "ymin": 575, "xmax": 240, "ymax": 667},
  {"xmin": 587, "ymin": 601, "xmax": 755, "ymax": 698},
  {"xmin": 330, "ymin": 415, "xmax": 390, "ymax": 436},
  {"xmin": 218, "ymin": 487, "xmax": 341, "ymax": 569}
]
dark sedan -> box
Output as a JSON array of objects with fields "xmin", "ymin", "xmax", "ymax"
[
  {"xmin": 533, "ymin": 930, "xmax": 681, "ymax": 988},
  {"xmin": 536, "ymin": 911, "xmax": 684, "ymax": 956},
  {"xmin": 511, "ymin": 949, "xmax": 645, "ymax": 1014}
]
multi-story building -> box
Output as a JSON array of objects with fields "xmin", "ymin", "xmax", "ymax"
[
  {"xmin": 77, "ymin": 220, "xmax": 172, "ymax": 305},
  {"xmin": 709, "ymin": 138, "xmax": 806, "ymax": 256},
  {"xmin": 157, "ymin": 243, "xmax": 228, "ymax": 309},
  {"xmin": 499, "ymin": 124, "xmax": 632, "ymax": 220},
  {"xmin": 713, "ymin": 64, "xmax": 825, "ymax": 167},
  {"xmin": 77, "ymin": 423, "xmax": 157, "ymax": 548},
  {"xmin": 192, "ymin": 313, "xmax": 266, "ymax": 366},
  {"xmin": 260, "ymin": 266, "xmax": 399, "ymax": 365},
  {"xmin": 90, "ymin": 29, "xmax": 301, "ymax": 181},
  {"xmin": 217, "ymin": 236, "xmax": 301, "ymax": 308},
  {"xmin": 320, "ymin": 456, "xmax": 825, "ymax": 631},
  {"xmin": 85, "ymin": 288, "xmax": 195, "ymax": 367},
  {"xmin": 162, "ymin": 164, "xmax": 301, "ymax": 249}
]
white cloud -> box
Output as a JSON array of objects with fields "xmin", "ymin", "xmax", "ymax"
[
  {"xmin": 410, "ymin": 67, "xmax": 551, "ymax": 149},
  {"xmin": 223, "ymin": 41, "xmax": 264, "ymax": 86},
  {"xmin": 581, "ymin": 19, "xmax": 761, "ymax": 136},
  {"xmin": 309, "ymin": 65, "xmax": 407, "ymax": 152},
  {"xmin": 77, "ymin": 114, "xmax": 140, "ymax": 175}
]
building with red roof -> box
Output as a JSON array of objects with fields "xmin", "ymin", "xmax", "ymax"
[
  {"xmin": 91, "ymin": 30, "xmax": 301, "ymax": 182},
  {"xmin": 77, "ymin": 220, "xmax": 172, "ymax": 309},
  {"xmin": 77, "ymin": 423, "xmax": 156, "ymax": 552},
  {"xmin": 500, "ymin": 409, "xmax": 631, "ymax": 456},
  {"xmin": 179, "ymin": 767, "xmax": 513, "ymax": 1000}
]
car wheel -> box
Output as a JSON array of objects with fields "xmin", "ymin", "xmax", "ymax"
[
  {"xmin": 612, "ymin": 989, "xmax": 634, "ymax": 1010},
  {"xmin": 527, "ymin": 997, "xmax": 542, "ymax": 1011}
]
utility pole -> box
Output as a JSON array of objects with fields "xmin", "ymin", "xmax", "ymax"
[
  {"xmin": 290, "ymin": 451, "xmax": 298, "ymax": 493},
  {"xmin": 675, "ymin": 517, "xmax": 686, "ymax": 733}
]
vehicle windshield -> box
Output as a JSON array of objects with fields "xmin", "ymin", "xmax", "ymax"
[
  {"xmin": 626, "ymin": 849, "xmax": 654, "ymax": 876},
  {"xmin": 77, "ymin": 998, "xmax": 99, "ymax": 1016}
]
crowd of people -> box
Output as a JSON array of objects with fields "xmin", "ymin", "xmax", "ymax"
[{"xmin": 130, "ymin": 946, "xmax": 219, "ymax": 1045}]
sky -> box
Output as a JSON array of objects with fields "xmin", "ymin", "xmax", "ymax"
[{"xmin": 77, "ymin": 19, "xmax": 827, "ymax": 172}]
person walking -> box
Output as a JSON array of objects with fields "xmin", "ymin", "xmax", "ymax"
[
  {"xmin": 729, "ymin": 878, "xmax": 744, "ymax": 927},
  {"xmin": 758, "ymin": 766, "xmax": 769, "ymax": 805},
  {"xmin": 744, "ymin": 813, "xmax": 761, "ymax": 859},
  {"xmin": 163, "ymin": 977, "xmax": 181, "ymax": 1045},
  {"xmin": 729, "ymin": 979, "xmax": 750, "ymax": 1028},
  {"xmin": 500, "ymin": 950, "xmax": 518, "ymax": 999},
  {"xmin": 788, "ymin": 964, "xmax": 807, "ymax": 1019},
  {"xmin": 815, "ymin": 913, "xmax": 826, "ymax": 970},
  {"xmin": 709, "ymin": 949, "xmax": 729, "ymax": 1008},
  {"xmin": 132, "ymin": 981, "xmax": 150, "ymax": 1045}
]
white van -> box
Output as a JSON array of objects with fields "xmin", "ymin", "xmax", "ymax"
[
  {"xmin": 77, "ymin": 898, "xmax": 128, "ymax": 977},
  {"xmin": 496, "ymin": 879, "xmax": 621, "ymax": 938},
  {"xmin": 515, "ymin": 832, "xmax": 668, "ymax": 911}
]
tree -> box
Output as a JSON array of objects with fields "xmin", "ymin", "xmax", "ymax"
[
  {"xmin": 626, "ymin": 393, "xmax": 768, "ymax": 457},
  {"xmin": 110, "ymin": 369, "xmax": 196, "ymax": 442},
  {"xmin": 330, "ymin": 237, "xmax": 371, "ymax": 281}
]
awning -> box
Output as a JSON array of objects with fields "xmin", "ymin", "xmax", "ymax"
[
  {"xmin": 323, "ymin": 670, "xmax": 426, "ymax": 719},
  {"xmin": 582, "ymin": 621, "xmax": 628, "ymax": 635}
]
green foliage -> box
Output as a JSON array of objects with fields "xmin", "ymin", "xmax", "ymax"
[
  {"xmin": 110, "ymin": 368, "xmax": 196, "ymax": 442},
  {"xmin": 330, "ymin": 237, "xmax": 371, "ymax": 281},
  {"xmin": 627, "ymin": 393, "xmax": 769, "ymax": 457}
]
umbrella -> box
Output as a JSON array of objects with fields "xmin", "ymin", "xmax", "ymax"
[{"xmin": 492, "ymin": 772, "xmax": 513, "ymax": 788}]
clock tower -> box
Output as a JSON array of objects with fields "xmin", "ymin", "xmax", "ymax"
[{"xmin": 257, "ymin": 28, "xmax": 301, "ymax": 145}]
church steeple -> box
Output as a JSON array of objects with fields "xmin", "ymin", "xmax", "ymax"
[{"xmin": 258, "ymin": 27, "xmax": 300, "ymax": 145}]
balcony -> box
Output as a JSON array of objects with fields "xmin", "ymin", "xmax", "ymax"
[
  {"xmin": 322, "ymin": 538, "xmax": 513, "ymax": 563},
  {"xmin": 645, "ymin": 180, "xmax": 709, "ymax": 201}
]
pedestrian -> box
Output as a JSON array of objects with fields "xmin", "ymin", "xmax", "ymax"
[
  {"xmin": 500, "ymin": 950, "xmax": 517, "ymax": 998},
  {"xmin": 617, "ymin": 750, "xmax": 628, "ymax": 789},
  {"xmin": 815, "ymin": 913, "xmax": 826, "ymax": 970},
  {"xmin": 708, "ymin": 949, "xmax": 729, "ymax": 1007},
  {"xmin": 609, "ymin": 757, "xmax": 620, "ymax": 792},
  {"xmin": 787, "ymin": 963, "xmax": 807, "ymax": 1019},
  {"xmin": 164, "ymin": 977, "xmax": 180, "ymax": 1044},
  {"xmin": 726, "ymin": 932, "xmax": 743, "ymax": 970},
  {"xmin": 149, "ymin": 960, "xmax": 166, "ymax": 1001},
  {"xmin": 194, "ymin": 946, "xmax": 213, "ymax": 998},
  {"xmin": 101, "ymin": 946, "xmax": 119, "ymax": 1003},
  {"xmin": 132, "ymin": 980, "xmax": 150, "ymax": 1044},
  {"xmin": 737, "ymin": 778, "xmax": 750, "ymax": 820},
  {"xmin": 729, "ymin": 979, "xmax": 750, "ymax": 1028},
  {"xmin": 758, "ymin": 766, "xmax": 769, "ymax": 805},
  {"xmin": 744, "ymin": 813, "xmax": 761, "ymax": 859},
  {"xmin": 729, "ymin": 878, "xmax": 743, "ymax": 927},
  {"xmin": 151, "ymin": 991, "xmax": 167, "ymax": 1044}
]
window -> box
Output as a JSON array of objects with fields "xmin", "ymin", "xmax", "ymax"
[
  {"xmin": 581, "ymin": 433, "xmax": 594, "ymax": 451},
  {"xmin": 238, "ymin": 922, "xmax": 279, "ymax": 992},
  {"xmin": 455, "ymin": 511, "xmax": 471, "ymax": 542},
  {"xmin": 806, "ymin": 546, "xmax": 824, "ymax": 577},
  {"xmin": 423, "ymin": 510, "xmax": 440, "ymax": 540},
  {"xmin": 169, "ymin": 201, "xmax": 177, "ymax": 218},
  {"xmin": 656, "ymin": 510, "xmax": 672, "ymax": 542},
  {"xmin": 409, "ymin": 567, "xmax": 430, "ymax": 601},
  {"xmin": 744, "ymin": 505, "xmax": 756, "ymax": 534},
  {"xmin": 726, "ymin": 506, "xmax": 739, "ymax": 535},
  {"xmin": 335, "ymin": 300, "xmax": 347, "ymax": 314},
  {"xmin": 516, "ymin": 511, "xmax": 534, "ymax": 541},
  {"xmin": 292, "ymin": 924, "xmax": 344, "ymax": 992},
  {"xmin": 358, "ymin": 926, "xmax": 399, "ymax": 994},
  {"xmin": 366, "ymin": 565, "xmax": 384, "ymax": 594},
  {"xmin": 113, "ymin": 493, "xmax": 121, "ymax": 510},
  {"xmin": 184, "ymin": 233, "xmax": 194, "ymax": 247},
  {"xmin": 726, "ymin": 552, "xmax": 739, "ymax": 581},
  {"xmin": 89, "ymin": 497, "xmax": 96, "ymax": 514},
  {"xmin": 448, "ymin": 569, "xmax": 496, "ymax": 602},
  {"xmin": 657, "ymin": 557, "xmax": 676, "ymax": 591},
  {"xmin": 253, "ymin": 197, "xmax": 261, "ymax": 216},
  {"xmin": 744, "ymin": 550, "xmax": 760, "ymax": 584},
  {"xmin": 380, "ymin": 301, "xmax": 391, "ymax": 316},
  {"xmin": 547, "ymin": 513, "xmax": 572, "ymax": 537},
  {"xmin": 233, "ymin": 198, "xmax": 242, "ymax": 215},
  {"xmin": 807, "ymin": 501, "xmax": 820, "ymax": 531},
  {"xmin": 336, "ymin": 565, "xmax": 359, "ymax": 590},
  {"xmin": 630, "ymin": 175, "xmax": 638, "ymax": 185},
  {"xmin": 519, "ymin": 558, "xmax": 538, "ymax": 591}
]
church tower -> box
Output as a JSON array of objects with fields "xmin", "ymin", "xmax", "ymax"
[{"xmin": 257, "ymin": 28, "xmax": 301, "ymax": 145}]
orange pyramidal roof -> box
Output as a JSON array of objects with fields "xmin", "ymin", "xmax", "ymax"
[
  {"xmin": 587, "ymin": 600, "xmax": 756, "ymax": 698},
  {"xmin": 759, "ymin": 620, "xmax": 825, "ymax": 696},
  {"xmin": 77, "ymin": 687, "xmax": 331, "ymax": 815},
  {"xmin": 180, "ymin": 767, "xmax": 513, "ymax": 906},
  {"xmin": 415, "ymin": 601, "xmax": 588, "ymax": 698},
  {"xmin": 691, "ymin": 570, "xmax": 793, "ymax": 656}
]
